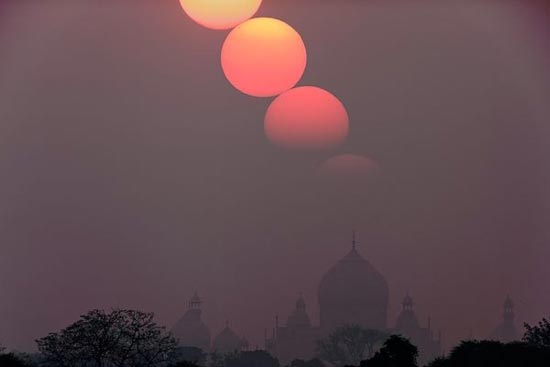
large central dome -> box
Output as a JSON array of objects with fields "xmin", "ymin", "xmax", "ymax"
[{"xmin": 318, "ymin": 237, "xmax": 389, "ymax": 333}]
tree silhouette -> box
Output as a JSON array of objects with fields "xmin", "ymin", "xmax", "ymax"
[
  {"xmin": 224, "ymin": 350, "xmax": 279, "ymax": 367},
  {"xmin": 208, "ymin": 351, "xmax": 225, "ymax": 367},
  {"xmin": 317, "ymin": 325, "xmax": 386, "ymax": 366},
  {"xmin": 0, "ymin": 352, "xmax": 34, "ymax": 367},
  {"xmin": 168, "ymin": 362, "xmax": 200, "ymax": 367},
  {"xmin": 36, "ymin": 309, "xmax": 178, "ymax": 367},
  {"xmin": 424, "ymin": 357, "xmax": 447, "ymax": 367},
  {"xmin": 288, "ymin": 358, "xmax": 326, "ymax": 367},
  {"xmin": 360, "ymin": 335, "xmax": 418, "ymax": 367},
  {"xmin": 171, "ymin": 346, "xmax": 206, "ymax": 365},
  {"xmin": 523, "ymin": 318, "xmax": 550, "ymax": 347},
  {"xmin": 425, "ymin": 340, "xmax": 550, "ymax": 367}
]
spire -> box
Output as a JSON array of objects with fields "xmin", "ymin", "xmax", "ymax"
[{"xmin": 352, "ymin": 230, "xmax": 357, "ymax": 250}]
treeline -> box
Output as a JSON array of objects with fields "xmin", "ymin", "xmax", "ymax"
[{"xmin": 0, "ymin": 310, "xmax": 548, "ymax": 367}]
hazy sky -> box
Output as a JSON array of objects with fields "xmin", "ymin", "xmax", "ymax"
[{"xmin": 0, "ymin": 0, "xmax": 549, "ymax": 351}]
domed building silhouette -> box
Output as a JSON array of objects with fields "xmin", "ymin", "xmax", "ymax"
[
  {"xmin": 489, "ymin": 295, "xmax": 519, "ymax": 342},
  {"xmin": 267, "ymin": 233, "xmax": 394, "ymax": 364},
  {"xmin": 172, "ymin": 291, "xmax": 211, "ymax": 351},
  {"xmin": 318, "ymin": 232, "xmax": 389, "ymax": 332},
  {"xmin": 170, "ymin": 233, "xmax": 444, "ymax": 364},
  {"xmin": 212, "ymin": 321, "xmax": 248, "ymax": 353}
]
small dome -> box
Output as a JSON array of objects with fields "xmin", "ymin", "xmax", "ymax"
[
  {"xmin": 318, "ymin": 238, "xmax": 389, "ymax": 332},
  {"xmin": 212, "ymin": 323, "xmax": 248, "ymax": 353},
  {"xmin": 172, "ymin": 292, "xmax": 211, "ymax": 351},
  {"xmin": 172, "ymin": 311, "xmax": 211, "ymax": 350}
]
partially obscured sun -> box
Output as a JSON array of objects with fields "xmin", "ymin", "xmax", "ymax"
[
  {"xmin": 319, "ymin": 154, "xmax": 377, "ymax": 177},
  {"xmin": 264, "ymin": 86, "xmax": 349, "ymax": 150},
  {"xmin": 221, "ymin": 17, "xmax": 307, "ymax": 97},
  {"xmin": 179, "ymin": 0, "xmax": 262, "ymax": 30}
]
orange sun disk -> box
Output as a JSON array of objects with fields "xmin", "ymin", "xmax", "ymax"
[
  {"xmin": 221, "ymin": 17, "xmax": 307, "ymax": 97},
  {"xmin": 179, "ymin": 0, "xmax": 262, "ymax": 30}
]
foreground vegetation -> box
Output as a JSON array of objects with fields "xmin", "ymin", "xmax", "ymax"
[{"xmin": 0, "ymin": 311, "xmax": 548, "ymax": 367}]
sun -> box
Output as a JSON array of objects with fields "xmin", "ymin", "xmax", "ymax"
[
  {"xmin": 221, "ymin": 17, "xmax": 307, "ymax": 97},
  {"xmin": 179, "ymin": 0, "xmax": 262, "ymax": 30},
  {"xmin": 319, "ymin": 154, "xmax": 378, "ymax": 177},
  {"xmin": 264, "ymin": 86, "xmax": 349, "ymax": 150}
]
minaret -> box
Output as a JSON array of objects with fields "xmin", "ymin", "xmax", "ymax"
[
  {"xmin": 287, "ymin": 293, "xmax": 312, "ymax": 328},
  {"xmin": 488, "ymin": 295, "xmax": 519, "ymax": 342}
]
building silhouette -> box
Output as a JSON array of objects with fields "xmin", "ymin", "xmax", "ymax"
[
  {"xmin": 318, "ymin": 232, "xmax": 389, "ymax": 333},
  {"xmin": 393, "ymin": 294, "xmax": 442, "ymax": 365},
  {"xmin": 212, "ymin": 321, "xmax": 249, "ymax": 353},
  {"xmin": 489, "ymin": 295, "xmax": 519, "ymax": 342},
  {"xmin": 173, "ymin": 233, "xmax": 445, "ymax": 363},
  {"xmin": 266, "ymin": 294, "xmax": 320, "ymax": 362},
  {"xmin": 268, "ymin": 234, "xmax": 393, "ymax": 363},
  {"xmin": 172, "ymin": 291, "xmax": 211, "ymax": 351}
]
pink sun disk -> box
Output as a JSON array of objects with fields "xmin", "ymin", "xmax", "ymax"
[{"xmin": 264, "ymin": 86, "xmax": 349, "ymax": 150}]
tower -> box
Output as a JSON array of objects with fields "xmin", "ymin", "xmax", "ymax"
[
  {"xmin": 489, "ymin": 295, "xmax": 519, "ymax": 342},
  {"xmin": 395, "ymin": 294, "xmax": 420, "ymax": 331},
  {"xmin": 286, "ymin": 293, "xmax": 312, "ymax": 328},
  {"xmin": 394, "ymin": 293, "xmax": 442, "ymax": 365},
  {"xmin": 267, "ymin": 294, "xmax": 319, "ymax": 363}
]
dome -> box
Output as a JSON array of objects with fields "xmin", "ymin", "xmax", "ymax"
[
  {"xmin": 172, "ymin": 292, "xmax": 211, "ymax": 351},
  {"xmin": 212, "ymin": 323, "xmax": 248, "ymax": 353},
  {"xmin": 318, "ymin": 238, "xmax": 389, "ymax": 333}
]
